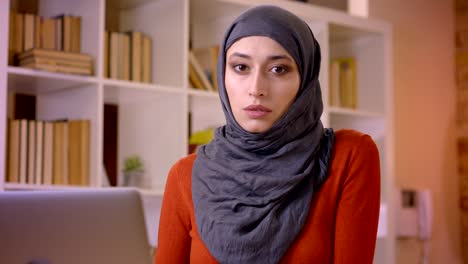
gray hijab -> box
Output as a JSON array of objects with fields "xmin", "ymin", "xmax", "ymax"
[{"xmin": 192, "ymin": 5, "xmax": 335, "ymax": 264}]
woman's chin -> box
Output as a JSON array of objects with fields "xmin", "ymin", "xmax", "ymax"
[{"xmin": 240, "ymin": 120, "xmax": 273, "ymax": 134}]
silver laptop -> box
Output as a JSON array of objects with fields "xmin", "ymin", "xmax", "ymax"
[{"xmin": 0, "ymin": 189, "xmax": 153, "ymax": 264}]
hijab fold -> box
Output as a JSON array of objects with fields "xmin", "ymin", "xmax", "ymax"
[{"xmin": 192, "ymin": 5, "xmax": 335, "ymax": 264}]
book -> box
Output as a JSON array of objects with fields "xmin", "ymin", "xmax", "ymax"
[
  {"xmin": 104, "ymin": 31, "xmax": 109, "ymax": 78},
  {"xmin": 54, "ymin": 16, "xmax": 63, "ymax": 51},
  {"xmin": 14, "ymin": 13, "xmax": 24, "ymax": 57},
  {"xmin": 71, "ymin": 16, "xmax": 81, "ymax": 53},
  {"xmin": 128, "ymin": 31, "xmax": 142, "ymax": 82},
  {"xmin": 7, "ymin": 119, "xmax": 20, "ymax": 183},
  {"xmin": 27, "ymin": 120, "xmax": 36, "ymax": 184},
  {"xmin": 121, "ymin": 33, "xmax": 130, "ymax": 80},
  {"xmin": 18, "ymin": 48, "xmax": 93, "ymax": 63},
  {"xmin": 110, "ymin": 32, "xmax": 119, "ymax": 79},
  {"xmin": 338, "ymin": 58, "xmax": 357, "ymax": 109},
  {"xmin": 34, "ymin": 15, "xmax": 41, "ymax": 49},
  {"xmin": 56, "ymin": 15, "xmax": 73, "ymax": 52},
  {"xmin": 192, "ymin": 46, "xmax": 219, "ymax": 91},
  {"xmin": 53, "ymin": 121, "xmax": 68, "ymax": 185},
  {"xmin": 80, "ymin": 120, "xmax": 90, "ymax": 186},
  {"xmin": 329, "ymin": 57, "xmax": 357, "ymax": 109},
  {"xmin": 35, "ymin": 120, "xmax": 44, "ymax": 185},
  {"xmin": 21, "ymin": 61, "xmax": 93, "ymax": 75},
  {"xmin": 41, "ymin": 17, "xmax": 55, "ymax": 50},
  {"xmin": 19, "ymin": 119, "xmax": 28, "ymax": 184},
  {"xmin": 68, "ymin": 120, "xmax": 90, "ymax": 186},
  {"xmin": 20, "ymin": 56, "xmax": 92, "ymax": 69},
  {"xmin": 23, "ymin": 13, "xmax": 35, "ymax": 52},
  {"xmin": 188, "ymin": 62, "xmax": 206, "ymax": 90},
  {"xmin": 189, "ymin": 50, "xmax": 214, "ymax": 91},
  {"xmin": 142, "ymin": 34, "xmax": 152, "ymax": 83},
  {"xmin": 329, "ymin": 60, "xmax": 341, "ymax": 106},
  {"xmin": 43, "ymin": 121, "xmax": 54, "ymax": 185},
  {"xmin": 8, "ymin": 11, "xmax": 16, "ymax": 65},
  {"xmin": 104, "ymin": 104, "xmax": 118, "ymax": 187}
]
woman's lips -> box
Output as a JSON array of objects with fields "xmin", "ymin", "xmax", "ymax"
[{"xmin": 243, "ymin": 104, "xmax": 272, "ymax": 119}]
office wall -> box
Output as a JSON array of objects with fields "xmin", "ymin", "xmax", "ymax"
[{"xmin": 369, "ymin": 0, "xmax": 461, "ymax": 263}]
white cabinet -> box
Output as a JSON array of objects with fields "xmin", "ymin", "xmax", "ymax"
[{"xmin": 0, "ymin": 0, "xmax": 394, "ymax": 262}]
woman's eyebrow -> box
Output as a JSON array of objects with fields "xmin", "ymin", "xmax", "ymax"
[
  {"xmin": 229, "ymin": 52, "xmax": 251, "ymax": 59},
  {"xmin": 228, "ymin": 52, "xmax": 293, "ymax": 62},
  {"xmin": 267, "ymin": 55, "xmax": 293, "ymax": 62}
]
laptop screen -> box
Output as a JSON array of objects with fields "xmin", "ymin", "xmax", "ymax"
[{"xmin": 0, "ymin": 189, "xmax": 153, "ymax": 264}]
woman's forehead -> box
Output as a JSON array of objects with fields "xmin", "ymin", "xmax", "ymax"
[{"xmin": 226, "ymin": 36, "xmax": 293, "ymax": 59}]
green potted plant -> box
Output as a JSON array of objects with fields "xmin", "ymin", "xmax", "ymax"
[{"xmin": 122, "ymin": 155, "xmax": 145, "ymax": 187}]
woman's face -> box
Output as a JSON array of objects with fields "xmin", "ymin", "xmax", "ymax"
[{"xmin": 225, "ymin": 36, "xmax": 300, "ymax": 133}]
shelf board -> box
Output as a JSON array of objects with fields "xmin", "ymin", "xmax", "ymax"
[
  {"xmin": 7, "ymin": 66, "xmax": 98, "ymax": 95},
  {"xmin": 329, "ymin": 106, "xmax": 384, "ymax": 118},
  {"xmin": 109, "ymin": 0, "xmax": 163, "ymax": 11},
  {"xmin": 103, "ymin": 78, "xmax": 184, "ymax": 104},
  {"xmin": 188, "ymin": 88, "xmax": 219, "ymax": 98}
]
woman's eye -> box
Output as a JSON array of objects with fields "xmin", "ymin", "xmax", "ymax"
[
  {"xmin": 233, "ymin": 64, "xmax": 248, "ymax": 72},
  {"xmin": 270, "ymin": 66, "xmax": 287, "ymax": 74}
]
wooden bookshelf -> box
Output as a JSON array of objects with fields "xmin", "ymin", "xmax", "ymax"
[{"xmin": 0, "ymin": 0, "xmax": 394, "ymax": 261}]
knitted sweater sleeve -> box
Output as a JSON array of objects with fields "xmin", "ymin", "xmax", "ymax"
[
  {"xmin": 154, "ymin": 158, "xmax": 193, "ymax": 263},
  {"xmin": 333, "ymin": 134, "xmax": 381, "ymax": 263}
]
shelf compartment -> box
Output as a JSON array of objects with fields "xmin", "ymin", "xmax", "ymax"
[
  {"xmin": 7, "ymin": 66, "xmax": 98, "ymax": 95},
  {"xmin": 328, "ymin": 28, "xmax": 387, "ymax": 115},
  {"xmin": 103, "ymin": 86, "xmax": 186, "ymax": 194},
  {"xmin": 106, "ymin": 0, "xmax": 187, "ymax": 87},
  {"xmin": 34, "ymin": 0, "xmax": 103, "ymax": 74}
]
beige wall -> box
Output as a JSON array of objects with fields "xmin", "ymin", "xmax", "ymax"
[{"xmin": 369, "ymin": 0, "xmax": 461, "ymax": 263}]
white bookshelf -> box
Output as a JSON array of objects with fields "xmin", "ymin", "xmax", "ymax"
[{"xmin": 0, "ymin": 0, "xmax": 394, "ymax": 262}]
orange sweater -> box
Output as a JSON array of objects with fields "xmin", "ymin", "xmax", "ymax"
[{"xmin": 155, "ymin": 129, "xmax": 381, "ymax": 264}]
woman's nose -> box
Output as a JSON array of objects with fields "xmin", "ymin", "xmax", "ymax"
[{"xmin": 248, "ymin": 71, "xmax": 267, "ymax": 97}]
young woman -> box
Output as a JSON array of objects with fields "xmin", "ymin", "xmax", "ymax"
[{"xmin": 155, "ymin": 5, "xmax": 380, "ymax": 264}]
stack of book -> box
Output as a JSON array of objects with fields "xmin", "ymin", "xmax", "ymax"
[
  {"xmin": 329, "ymin": 57, "xmax": 358, "ymax": 109},
  {"xmin": 9, "ymin": 11, "xmax": 83, "ymax": 66},
  {"xmin": 104, "ymin": 31, "xmax": 152, "ymax": 83},
  {"xmin": 17, "ymin": 48, "xmax": 93, "ymax": 76},
  {"xmin": 6, "ymin": 118, "xmax": 90, "ymax": 186}
]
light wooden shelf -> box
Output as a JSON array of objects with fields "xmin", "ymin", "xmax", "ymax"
[
  {"xmin": 0, "ymin": 0, "xmax": 394, "ymax": 261},
  {"xmin": 7, "ymin": 66, "xmax": 98, "ymax": 95},
  {"xmin": 103, "ymin": 78, "xmax": 184, "ymax": 104}
]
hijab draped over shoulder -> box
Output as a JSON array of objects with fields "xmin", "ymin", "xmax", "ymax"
[{"xmin": 192, "ymin": 5, "xmax": 335, "ymax": 264}]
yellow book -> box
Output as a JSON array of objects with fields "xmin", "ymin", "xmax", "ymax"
[
  {"xmin": 7, "ymin": 119, "xmax": 20, "ymax": 183},
  {"xmin": 142, "ymin": 35, "xmax": 152, "ymax": 83}
]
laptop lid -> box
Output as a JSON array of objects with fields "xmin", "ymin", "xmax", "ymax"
[{"xmin": 0, "ymin": 189, "xmax": 153, "ymax": 264}]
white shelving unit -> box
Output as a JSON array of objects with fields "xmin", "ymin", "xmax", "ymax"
[{"xmin": 0, "ymin": 0, "xmax": 394, "ymax": 262}]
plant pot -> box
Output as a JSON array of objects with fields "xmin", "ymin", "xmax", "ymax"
[{"xmin": 123, "ymin": 171, "xmax": 145, "ymax": 188}]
